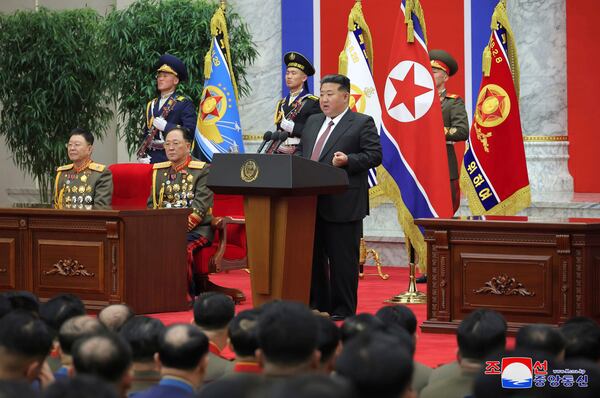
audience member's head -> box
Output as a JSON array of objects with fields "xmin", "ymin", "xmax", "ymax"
[
  {"xmin": 58, "ymin": 316, "xmax": 105, "ymax": 358},
  {"xmin": 4, "ymin": 292, "xmax": 39, "ymax": 315},
  {"xmin": 376, "ymin": 305, "xmax": 417, "ymax": 337},
  {"xmin": 72, "ymin": 333, "xmax": 132, "ymax": 397},
  {"xmin": 40, "ymin": 294, "xmax": 86, "ymax": 338},
  {"xmin": 457, "ymin": 309, "xmax": 507, "ymax": 362},
  {"xmin": 198, "ymin": 373, "xmax": 267, "ymax": 398},
  {"xmin": 272, "ymin": 374, "xmax": 357, "ymax": 398},
  {"xmin": 257, "ymin": 301, "xmax": 319, "ymax": 376},
  {"xmin": 157, "ymin": 323, "xmax": 209, "ymax": 388},
  {"xmin": 0, "ymin": 380, "xmax": 39, "ymax": 398},
  {"xmin": 0, "ymin": 295, "xmax": 11, "ymax": 320},
  {"xmin": 340, "ymin": 313, "xmax": 384, "ymax": 343},
  {"xmin": 228, "ymin": 309, "xmax": 261, "ymax": 361},
  {"xmin": 381, "ymin": 323, "xmax": 416, "ymax": 357},
  {"xmin": 515, "ymin": 324, "xmax": 566, "ymax": 360},
  {"xmin": 119, "ymin": 316, "xmax": 165, "ymax": 366},
  {"xmin": 315, "ymin": 316, "xmax": 340, "ymax": 374},
  {"xmin": 561, "ymin": 317, "xmax": 600, "ymax": 363},
  {"xmin": 44, "ymin": 375, "xmax": 119, "ymax": 398},
  {"xmin": 193, "ymin": 292, "xmax": 235, "ymax": 331},
  {"xmin": 97, "ymin": 305, "xmax": 134, "ymax": 333},
  {"xmin": 336, "ymin": 331, "xmax": 414, "ymax": 398},
  {"xmin": 0, "ymin": 311, "xmax": 52, "ymax": 382}
]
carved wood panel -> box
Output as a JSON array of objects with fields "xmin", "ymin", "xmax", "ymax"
[{"xmin": 0, "ymin": 237, "xmax": 16, "ymax": 289}]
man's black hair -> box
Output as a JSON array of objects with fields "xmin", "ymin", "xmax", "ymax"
[
  {"xmin": 228, "ymin": 308, "xmax": 261, "ymax": 358},
  {"xmin": 70, "ymin": 128, "xmax": 94, "ymax": 145},
  {"xmin": 515, "ymin": 324, "xmax": 566, "ymax": 359},
  {"xmin": 58, "ymin": 315, "xmax": 106, "ymax": 356},
  {"xmin": 97, "ymin": 304, "xmax": 135, "ymax": 333},
  {"xmin": 382, "ymin": 323, "xmax": 416, "ymax": 357},
  {"xmin": 43, "ymin": 375, "xmax": 118, "ymax": 398},
  {"xmin": 193, "ymin": 292, "xmax": 235, "ymax": 331},
  {"xmin": 0, "ymin": 380, "xmax": 39, "ymax": 398},
  {"xmin": 4, "ymin": 291, "xmax": 39, "ymax": 315},
  {"xmin": 375, "ymin": 305, "xmax": 417, "ymax": 336},
  {"xmin": 0, "ymin": 294, "xmax": 11, "ymax": 319},
  {"xmin": 40, "ymin": 294, "xmax": 86, "ymax": 337},
  {"xmin": 340, "ymin": 313, "xmax": 385, "ymax": 343},
  {"xmin": 561, "ymin": 318, "xmax": 600, "ymax": 362},
  {"xmin": 336, "ymin": 331, "xmax": 413, "ymax": 398},
  {"xmin": 316, "ymin": 316, "xmax": 340, "ymax": 364},
  {"xmin": 119, "ymin": 316, "xmax": 165, "ymax": 363},
  {"xmin": 72, "ymin": 333, "xmax": 132, "ymax": 384},
  {"xmin": 0, "ymin": 311, "xmax": 52, "ymax": 359},
  {"xmin": 271, "ymin": 374, "xmax": 357, "ymax": 398},
  {"xmin": 320, "ymin": 74, "xmax": 351, "ymax": 93},
  {"xmin": 165, "ymin": 125, "xmax": 193, "ymax": 143},
  {"xmin": 257, "ymin": 301, "xmax": 318, "ymax": 366},
  {"xmin": 158, "ymin": 323, "xmax": 209, "ymax": 370},
  {"xmin": 457, "ymin": 309, "xmax": 507, "ymax": 360}
]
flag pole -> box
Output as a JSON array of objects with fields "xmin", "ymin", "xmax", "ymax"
[{"xmin": 385, "ymin": 243, "xmax": 427, "ymax": 304}]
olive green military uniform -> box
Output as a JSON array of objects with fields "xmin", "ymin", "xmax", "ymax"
[
  {"xmin": 53, "ymin": 162, "xmax": 113, "ymax": 209},
  {"xmin": 419, "ymin": 365, "xmax": 480, "ymax": 398},
  {"xmin": 442, "ymin": 90, "xmax": 469, "ymax": 181}
]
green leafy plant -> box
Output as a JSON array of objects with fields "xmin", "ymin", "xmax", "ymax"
[
  {"xmin": 103, "ymin": 0, "xmax": 258, "ymax": 153},
  {"xmin": 0, "ymin": 8, "xmax": 112, "ymax": 203}
]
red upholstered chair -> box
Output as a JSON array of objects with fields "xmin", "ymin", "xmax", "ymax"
[{"xmin": 108, "ymin": 163, "xmax": 153, "ymax": 207}]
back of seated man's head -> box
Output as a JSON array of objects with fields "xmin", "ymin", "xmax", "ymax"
[
  {"xmin": 0, "ymin": 311, "xmax": 53, "ymax": 381},
  {"xmin": 40, "ymin": 294, "xmax": 86, "ymax": 338},
  {"xmin": 335, "ymin": 331, "xmax": 414, "ymax": 398},
  {"xmin": 516, "ymin": 324, "xmax": 566, "ymax": 360},
  {"xmin": 257, "ymin": 301, "xmax": 318, "ymax": 370},
  {"xmin": 44, "ymin": 375, "xmax": 119, "ymax": 398},
  {"xmin": 193, "ymin": 292, "xmax": 235, "ymax": 331},
  {"xmin": 375, "ymin": 305, "xmax": 417, "ymax": 336},
  {"xmin": 457, "ymin": 309, "xmax": 507, "ymax": 361},
  {"xmin": 59, "ymin": 315, "xmax": 106, "ymax": 357},
  {"xmin": 228, "ymin": 309, "xmax": 261, "ymax": 359},
  {"xmin": 158, "ymin": 324, "xmax": 209, "ymax": 372},
  {"xmin": 119, "ymin": 316, "xmax": 165, "ymax": 364},
  {"xmin": 316, "ymin": 316, "xmax": 340, "ymax": 369},
  {"xmin": 72, "ymin": 332, "xmax": 132, "ymax": 386},
  {"xmin": 0, "ymin": 295, "xmax": 11, "ymax": 320},
  {"xmin": 340, "ymin": 313, "xmax": 385, "ymax": 343},
  {"xmin": 0, "ymin": 379, "xmax": 39, "ymax": 398},
  {"xmin": 4, "ymin": 291, "xmax": 39, "ymax": 315},
  {"xmin": 561, "ymin": 317, "xmax": 600, "ymax": 362},
  {"xmin": 97, "ymin": 304, "xmax": 134, "ymax": 333}
]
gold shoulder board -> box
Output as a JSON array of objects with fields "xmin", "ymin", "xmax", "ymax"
[
  {"xmin": 188, "ymin": 161, "xmax": 206, "ymax": 169},
  {"xmin": 88, "ymin": 162, "xmax": 106, "ymax": 172},
  {"xmin": 307, "ymin": 94, "xmax": 319, "ymax": 101},
  {"xmin": 57, "ymin": 164, "xmax": 73, "ymax": 172},
  {"xmin": 153, "ymin": 161, "xmax": 172, "ymax": 169},
  {"xmin": 176, "ymin": 95, "xmax": 187, "ymax": 101}
]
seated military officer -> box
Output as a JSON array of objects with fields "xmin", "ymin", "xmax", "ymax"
[
  {"xmin": 53, "ymin": 128, "xmax": 113, "ymax": 209},
  {"xmin": 148, "ymin": 126, "xmax": 238, "ymax": 302}
]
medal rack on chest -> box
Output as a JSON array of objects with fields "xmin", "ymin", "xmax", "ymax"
[
  {"xmin": 161, "ymin": 170, "xmax": 195, "ymax": 208},
  {"xmin": 62, "ymin": 170, "xmax": 94, "ymax": 209}
]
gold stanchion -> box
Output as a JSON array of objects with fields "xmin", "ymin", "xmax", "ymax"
[
  {"xmin": 385, "ymin": 244, "xmax": 426, "ymax": 304},
  {"xmin": 359, "ymin": 238, "xmax": 389, "ymax": 280}
]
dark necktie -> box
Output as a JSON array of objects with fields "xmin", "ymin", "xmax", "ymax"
[{"xmin": 310, "ymin": 121, "xmax": 335, "ymax": 161}]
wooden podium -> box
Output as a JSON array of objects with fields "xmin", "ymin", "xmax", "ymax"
[
  {"xmin": 0, "ymin": 206, "xmax": 189, "ymax": 313},
  {"xmin": 207, "ymin": 154, "xmax": 348, "ymax": 306}
]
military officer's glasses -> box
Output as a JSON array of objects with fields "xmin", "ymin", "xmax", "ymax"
[
  {"xmin": 66, "ymin": 143, "xmax": 88, "ymax": 149},
  {"xmin": 164, "ymin": 141, "xmax": 183, "ymax": 148}
]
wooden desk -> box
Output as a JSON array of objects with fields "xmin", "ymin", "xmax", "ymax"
[
  {"xmin": 0, "ymin": 207, "xmax": 189, "ymax": 313},
  {"xmin": 415, "ymin": 216, "xmax": 600, "ymax": 334}
]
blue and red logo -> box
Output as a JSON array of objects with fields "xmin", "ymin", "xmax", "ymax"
[{"xmin": 500, "ymin": 357, "xmax": 533, "ymax": 389}]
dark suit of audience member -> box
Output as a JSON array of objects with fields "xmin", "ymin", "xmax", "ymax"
[
  {"xmin": 133, "ymin": 324, "xmax": 209, "ymax": 398},
  {"xmin": 297, "ymin": 74, "xmax": 382, "ymax": 319}
]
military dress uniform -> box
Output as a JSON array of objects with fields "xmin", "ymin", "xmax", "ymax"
[
  {"xmin": 53, "ymin": 161, "xmax": 113, "ymax": 209},
  {"xmin": 275, "ymin": 52, "xmax": 322, "ymax": 153},
  {"xmin": 147, "ymin": 156, "xmax": 213, "ymax": 297}
]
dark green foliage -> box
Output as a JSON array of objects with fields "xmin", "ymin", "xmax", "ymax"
[
  {"xmin": 103, "ymin": 0, "xmax": 258, "ymax": 153},
  {"xmin": 0, "ymin": 8, "xmax": 112, "ymax": 203}
]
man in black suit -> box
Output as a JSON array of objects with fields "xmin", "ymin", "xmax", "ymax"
[{"xmin": 297, "ymin": 74, "xmax": 382, "ymax": 321}]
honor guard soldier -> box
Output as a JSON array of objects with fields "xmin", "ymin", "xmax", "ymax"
[
  {"xmin": 54, "ymin": 128, "xmax": 113, "ymax": 209},
  {"xmin": 137, "ymin": 54, "xmax": 197, "ymax": 164},
  {"xmin": 274, "ymin": 51, "xmax": 322, "ymax": 154},
  {"xmin": 148, "ymin": 126, "xmax": 240, "ymax": 303}
]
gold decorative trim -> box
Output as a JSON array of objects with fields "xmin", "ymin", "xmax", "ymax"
[
  {"xmin": 473, "ymin": 274, "xmax": 535, "ymax": 296},
  {"xmin": 242, "ymin": 134, "xmax": 264, "ymax": 141},
  {"xmin": 44, "ymin": 259, "xmax": 95, "ymax": 277},
  {"xmin": 523, "ymin": 135, "xmax": 568, "ymax": 142}
]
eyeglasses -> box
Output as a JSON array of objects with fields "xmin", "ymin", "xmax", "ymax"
[
  {"xmin": 164, "ymin": 141, "xmax": 184, "ymax": 148},
  {"xmin": 65, "ymin": 143, "xmax": 88, "ymax": 149}
]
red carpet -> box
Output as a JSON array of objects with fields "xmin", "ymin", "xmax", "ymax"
[{"xmin": 150, "ymin": 267, "xmax": 459, "ymax": 368}]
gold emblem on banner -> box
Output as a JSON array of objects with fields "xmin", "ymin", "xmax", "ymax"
[
  {"xmin": 240, "ymin": 160, "xmax": 259, "ymax": 183},
  {"xmin": 475, "ymin": 84, "xmax": 511, "ymax": 128}
]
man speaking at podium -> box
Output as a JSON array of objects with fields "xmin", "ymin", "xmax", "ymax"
[{"xmin": 297, "ymin": 74, "xmax": 382, "ymax": 320}]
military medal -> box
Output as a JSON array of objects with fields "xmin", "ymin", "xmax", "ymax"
[
  {"xmin": 78, "ymin": 186, "xmax": 85, "ymax": 194},
  {"xmin": 84, "ymin": 195, "xmax": 93, "ymax": 204},
  {"xmin": 80, "ymin": 174, "xmax": 88, "ymax": 183},
  {"xmin": 85, "ymin": 186, "xmax": 92, "ymax": 193},
  {"xmin": 173, "ymin": 184, "xmax": 180, "ymax": 192},
  {"xmin": 186, "ymin": 174, "xmax": 193, "ymax": 183}
]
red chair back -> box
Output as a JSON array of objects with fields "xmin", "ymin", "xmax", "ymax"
[{"xmin": 109, "ymin": 163, "xmax": 153, "ymax": 207}]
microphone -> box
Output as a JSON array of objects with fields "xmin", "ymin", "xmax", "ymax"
[
  {"xmin": 271, "ymin": 131, "xmax": 289, "ymax": 153},
  {"xmin": 265, "ymin": 131, "xmax": 282, "ymax": 154},
  {"xmin": 256, "ymin": 131, "xmax": 273, "ymax": 153}
]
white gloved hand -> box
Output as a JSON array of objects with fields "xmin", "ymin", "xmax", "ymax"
[
  {"xmin": 152, "ymin": 117, "xmax": 167, "ymax": 131},
  {"xmin": 137, "ymin": 155, "xmax": 151, "ymax": 164},
  {"xmin": 280, "ymin": 117, "xmax": 295, "ymax": 133}
]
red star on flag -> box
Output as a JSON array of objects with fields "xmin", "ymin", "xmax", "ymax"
[
  {"xmin": 350, "ymin": 93, "xmax": 362, "ymax": 112},
  {"xmin": 477, "ymin": 88, "xmax": 506, "ymax": 123},
  {"xmin": 200, "ymin": 90, "xmax": 223, "ymax": 120},
  {"xmin": 388, "ymin": 64, "xmax": 432, "ymax": 118}
]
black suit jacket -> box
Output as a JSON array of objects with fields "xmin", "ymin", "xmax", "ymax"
[{"xmin": 297, "ymin": 110, "xmax": 382, "ymax": 223}]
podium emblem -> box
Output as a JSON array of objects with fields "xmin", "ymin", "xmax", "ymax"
[{"xmin": 240, "ymin": 160, "xmax": 259, "ymax": 182}]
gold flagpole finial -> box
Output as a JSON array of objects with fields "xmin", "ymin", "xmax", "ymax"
[{"xmin": 220, "ymin": 0, "xmax": 226, "ymax": 10}]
